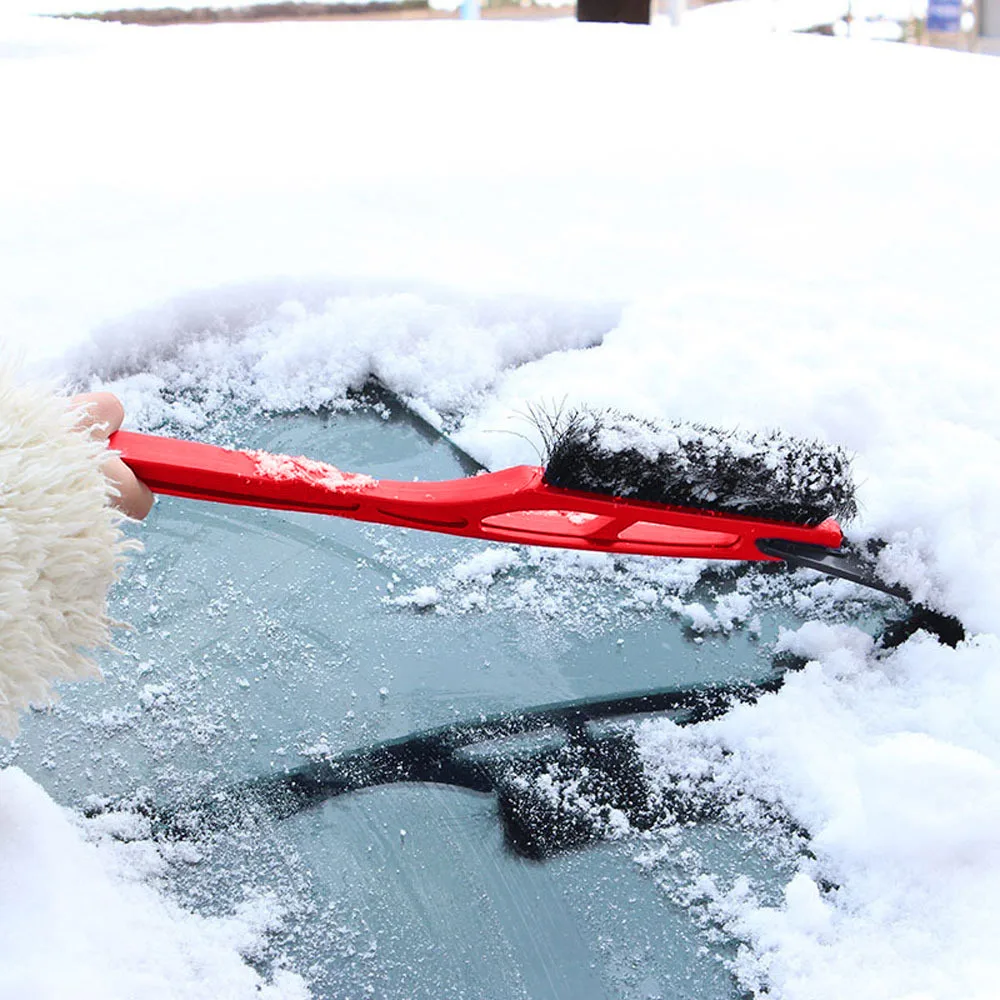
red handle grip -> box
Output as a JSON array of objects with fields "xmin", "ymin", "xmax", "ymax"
[{"xmin": 109, "ymin": 430, "xmax": 843, "ymax": 562}]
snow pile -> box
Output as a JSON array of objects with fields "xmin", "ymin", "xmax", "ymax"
[
  {"xmin": 82, "ymin": 289, "xmax": 612, "ymax": 426},
  {"xmin": 0, "ymin": 767, "xmax": 309, "ymax": 999},
  {"xmin": 636, "ymin": 624, "xmax": 1000, "ymax": 999},
  {"xmin": 2, "ymin": 14, "xmax": 1000, "ymax": 1000}
]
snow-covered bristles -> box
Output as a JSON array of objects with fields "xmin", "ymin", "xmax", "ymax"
[
  {"xmin": 540, "ymin": 408, "xmax": 857, "ymax": 526},
  {"xmin": 0, "ymin": 368, "xmax": 135, "ymax": 739}
]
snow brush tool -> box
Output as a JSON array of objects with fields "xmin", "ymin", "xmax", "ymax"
[{"xmin": 107, "ymin": 410, "xmax": 898, "ymax": 598}]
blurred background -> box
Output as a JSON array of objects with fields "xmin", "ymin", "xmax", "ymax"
[{"xmin": 19, "ymin": 0, "xmax": 997, "ymax": 54}]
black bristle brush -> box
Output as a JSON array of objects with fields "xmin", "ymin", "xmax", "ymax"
[{"xmin": 540, "ymin": 407, "xmax": 857, "ymax": 526}]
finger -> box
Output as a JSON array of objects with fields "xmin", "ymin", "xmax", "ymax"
[
  {"xmin": 71, "ymin": 392, "xmax": 125, "ymax": 441},
  {"xmin": 70, "ymin": 393, "xmax": 153, "ymax": 518},
  {"xmin": 102, "ymin": 456, "xmax": 155, "ymax": 521}
]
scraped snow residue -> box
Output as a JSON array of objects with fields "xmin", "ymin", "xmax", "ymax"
[
  {"xmin": 245, "ymin": 448, "xmax": 377, "ymax": 491},
  {"xmin": 389, "ymin": 583, "xmax": 441, "ymax": 609},
  {"xmin": 2, "ymin": 12, "xmax": 1000, "ymax": 1000},
  {"xmin": 450, "ymin": 547, "xmax": 520, "ymax": 585}
]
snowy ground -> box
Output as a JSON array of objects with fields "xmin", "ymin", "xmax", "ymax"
[{"xmin": 2, "ymin": 11, "xmax": 1000, "ymax": 1000}]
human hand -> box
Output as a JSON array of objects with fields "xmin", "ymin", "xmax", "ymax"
[{"xmin": 72, "ymin": 392, "xmax": 154, "ymax": 520}]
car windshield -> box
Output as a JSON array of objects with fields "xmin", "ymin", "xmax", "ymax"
[{"xmin": 8, "ymin": 395, "xmax": 883, "ymax": 1000}]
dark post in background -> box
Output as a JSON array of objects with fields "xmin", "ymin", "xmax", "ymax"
[{"xmin": 577, "ymin": 0, "xmax": 651, "ymax": 23}]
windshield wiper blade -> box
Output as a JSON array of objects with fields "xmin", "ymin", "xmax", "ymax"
[{"xmin": 148, "ymin": 677, "xmax": 782, "ymax": 858}]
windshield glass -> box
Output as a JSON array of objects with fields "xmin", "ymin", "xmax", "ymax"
[{"xmin": 7, "ymin": 395, "xmax": 882, "ymax": 1000}]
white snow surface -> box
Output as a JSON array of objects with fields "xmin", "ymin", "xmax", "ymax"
[
  {"xmin": 0, "ymin": 766, "xmax": 310, "ymax": 1000},
  {"xmin": 637, "ymin": 626, "xmax": 1000, "ymax": 1000},
  {"xmin": 2, "ymin": 14, "xmax": 1000, "ymax": 1000}
]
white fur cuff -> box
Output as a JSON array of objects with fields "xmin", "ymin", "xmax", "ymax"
[{"xmin": 0, "ymin": 369, "xmax": 133, "ymax": 739}]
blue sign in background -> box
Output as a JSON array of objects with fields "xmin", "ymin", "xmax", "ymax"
[{"xmin": 927, "ymin": 0, "xmax": 962, "ymax": 31}]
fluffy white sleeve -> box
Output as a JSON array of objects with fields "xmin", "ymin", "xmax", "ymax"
[{"xmin": 0, "ymin": 369, "xmax": 133, "ymax": 739}]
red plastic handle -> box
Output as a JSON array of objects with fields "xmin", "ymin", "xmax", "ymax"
[{"xmin": 109, "ymin": 430, "xmax": 843, "ymax": 562}]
